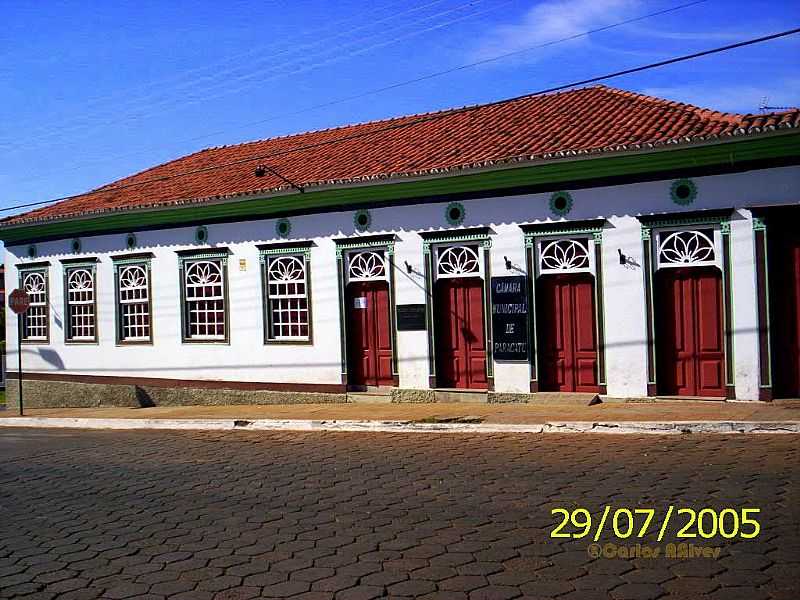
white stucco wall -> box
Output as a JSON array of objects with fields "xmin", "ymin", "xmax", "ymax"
[{"xmin": 6, "ymin": 165, "xmax": 799, "ymax": 399}]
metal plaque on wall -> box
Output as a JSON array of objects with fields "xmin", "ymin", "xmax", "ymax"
[
  {"xmin": 396, "ymin": 304, "xmax": 426, "ymax": 331},
  {"xmin": 490, "ymin": 275, "xmax": 529, "ymax": 361}
]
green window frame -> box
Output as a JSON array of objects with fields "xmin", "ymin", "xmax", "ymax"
[
  {"xmin": 178, "ymin": 251, "xmax": 230, "ymax": 343},
  {"xmin": 63, "ymin": 261, "xmax": 99, "ymax": 343},
  {"xmin": 260, "ymin": 248, "xmax": 313, "ymax": 344},
  {"xmin": 19, "ymin": 266, "xmax": 50, "ymax": 343},
  {"xmin": 113, "ymin": 255, "xmax": 154, "ymax": 344}
]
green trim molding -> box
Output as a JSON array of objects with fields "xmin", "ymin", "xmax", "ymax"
[
  {"xmin": 110, "ymin": 251, "xmax": 155, "ymax": 265},
  {"xmin": 176, "ymin": 247, "xmax": 231, "ymax": 264},
  {"xmin": 521, "ymin": 218, "xmax": 606, "ymax": 244},
  {"xmin": 334, "ymin": 233, "xmax": 397, "ymax": 257},
  {"xmin": 257, "ymin": 240, "xmax": 314, "ymax": 258},
  {"xmin": 2, "ymin": 133, "xmax": 798, "ymax": 245},
  {"xmin": 420, "ymin": 226, "xmax": 494, "ymax": 253}
]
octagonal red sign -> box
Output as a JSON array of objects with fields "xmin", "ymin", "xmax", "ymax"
[{"xmin": 9, "ymin": 288, "xmax": 30, "ymax": 314}]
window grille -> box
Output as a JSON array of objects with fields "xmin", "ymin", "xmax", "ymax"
[
  {"xmin": 656, "ymin": 229, "xmax": 718, "ymax": 269},
  {"xmin": 265, "ymin": 255, "xmax": 309, "ymax": 341},
  {"xmin": 183, "ymin": 259, "xmax": 227, "ymax": 340},
  {"xmin": 538, "ymin": 238, "xmax": 592, "ymax": 275},
  {"xmin": 346, "ymin": 250, "xmax": 386, "ymax": 282},
  {"xmin": 117, "ymin": 264, "xmax": 151, "ymax": 341},
  {"xmin": 21, "ymin": 270, "xmax": 48, "ymax": 341},
  {"xmin": 66, "ymin": 267, "xmax": 96, "ymax": 341},
  {"xmin": 436, "ymin": 244, "xmax": 481, "ymax": 279}
]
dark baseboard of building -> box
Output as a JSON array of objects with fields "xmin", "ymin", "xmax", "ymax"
[{"xmin": 5, "ymin": 374, "xmax": 348, "ymax": 408}]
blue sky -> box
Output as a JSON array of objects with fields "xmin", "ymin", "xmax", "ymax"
[{"xmin": 1, "ymin": 0, "xmax": 798, "ymax": 215}]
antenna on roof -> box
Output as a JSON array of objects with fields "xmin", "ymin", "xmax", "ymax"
[{"xmin": 759, "ymin": 96, "xmax": 793, "ymax": 113}]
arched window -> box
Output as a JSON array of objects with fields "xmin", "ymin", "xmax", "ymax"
[
  {"xmin": 65, "ymin": 266, "xmax": 97, "ymax": 341},
  {"xmin": 21, "ymin": 270, "xmax": 49, "ymax": 341},
  {"xmin": 265, "ymin": 255, "xmax": 310, "ymax": 341},
  {"xmin": 117, "ymin": 264, "xmax": 152, "ymax": 342},
  {"xmin": 183, "ymin": 259, "xmax": 227, "ymax": 340}
]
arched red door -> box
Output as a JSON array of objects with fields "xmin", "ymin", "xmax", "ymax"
[
  {"xmin": 434, "ymin": 277, "xmax": 487, "ymax": 390},
  {"xmin": 346, "ymin": 280, "xmax": 393, "ymax": 387},
  {"xmin": 536, "ymin": 273, "xmax": 599, "ymax": 393},
  {"xmin": 655, "ymin": 266, "xmax": 725, "ymax": 397}
]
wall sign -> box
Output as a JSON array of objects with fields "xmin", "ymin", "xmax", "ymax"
[
  {"xmin": 396, "ymin": 303, "xmax": 426, "ymax": 331},
  {"xmin": 490, "ymin": 275, "xmax": 529, "ymax": 361}
]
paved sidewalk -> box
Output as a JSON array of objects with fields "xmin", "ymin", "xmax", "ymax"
[
  {"xmin": 1, "ymin": 399, "xmax": 799, "ymax": 423},
  {"xmin": 1, "ymin": 401, "xmax": 799, "ymax": 434}
]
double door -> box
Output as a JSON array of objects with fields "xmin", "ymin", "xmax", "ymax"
[
  {"xmin": 346, "ymin": 281, "xmax": 393, "ymax": 387},
  {"xmin": 434, "ymin": 277, "xmax": 488, "ymax": 390},
  {"xmin": 655, "ymin": 266, "xmax": 725, "ymax": 397},
  {"xmin": 536, "ymin": 273, "xmax": 599, "ymax": 393}
]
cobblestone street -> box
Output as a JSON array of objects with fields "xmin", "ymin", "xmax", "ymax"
[{"xmin": 0, "ymin": 429, "xmax": 797, "ymax": 599}]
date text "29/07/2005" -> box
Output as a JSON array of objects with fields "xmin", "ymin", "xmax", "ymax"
[{"xmin": 551, "ymin": 507, "xmax": 761, "ymax": 541}]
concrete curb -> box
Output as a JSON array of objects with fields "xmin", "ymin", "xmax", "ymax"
[{"xmin": 0, "ymin": 417, "xmax": 799, "ymax": 434}]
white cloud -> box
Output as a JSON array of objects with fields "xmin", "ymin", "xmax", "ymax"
[
  {"xmin": 640, "ymin": 79, "xmax": 800, "ymax": 114},
  {"xmin": 619, "ymin": 24, "xmax": 748, "ymax": 42},
  {"xmin": 469, "ymin": 0, "xmax": 640, "ymax": 61}
]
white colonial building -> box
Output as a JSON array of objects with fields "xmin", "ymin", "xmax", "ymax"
[{"xmin": 3, "ymin": 86, "xmax": 799, "ymax": 406}]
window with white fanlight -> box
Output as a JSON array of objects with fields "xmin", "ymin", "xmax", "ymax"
[
  {"xmin": 115, "ymin": 263, "xmax": 152, "ymax": 342},
  {"xmin": 181, "ymin": 256, "xmax": 229, "ymax": 341},
  {"xmin": 20, "ymin": 269, "xmax": 49, "ymax": 342},
  {"xmin": 264, "ymin": 254, "xmax": 311, "ymax": 342},
  {"xmin": 65, "ymin": 265, "xmax": 97, "ymax": 342}
]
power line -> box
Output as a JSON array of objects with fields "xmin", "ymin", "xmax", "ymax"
[
  {"xmin": 3, "ymin": 0, "xmax": 707, "ymax": 189},
  {"xmin": 156, "ymin": 0, "xmax": 509, "ymax": 116},
  {"xmin": 1, "ymin": 0, "xmax": 483, "ymax": 153},
  {"xmin": 3, "ymin": 24, "xmax": 798, "ymax": 218},
  {"xmin": 2, "ymin": 1, "xmax": 510, "ymax": 195},
  {"xmin": 0, "ymin": 0, "xmax": 447, "ymax": 147}
]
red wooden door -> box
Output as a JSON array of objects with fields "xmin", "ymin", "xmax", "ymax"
[
  {"xmin": 656, "ymin": 267, "xmax": 725, "ymax": 397},
  {"xmin": 346, "ymin": 281, "xmax": 393, "ymax": 387},
  {"xmin": 435, "ymin": 278, "xmax": 487, "ymax": 389},
  {"xmin": 771, "ymin": 229, "xmax": 800, "ymax": 397},
  {"xmin": 536, "ymin": 274, "xmax": 599, "ymax": 393}
]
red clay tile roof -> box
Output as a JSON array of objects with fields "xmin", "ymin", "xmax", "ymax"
[{"xmin": 5, "ymin": 85, "xmax": 799, "ymax": 226}]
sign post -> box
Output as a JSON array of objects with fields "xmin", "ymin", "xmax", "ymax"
[{"xmin": 9, "ymin": 288, "xmax": 31, "ymax": 416}]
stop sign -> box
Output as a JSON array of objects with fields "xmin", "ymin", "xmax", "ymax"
[{"xmin": 9, "ymin": 288, "xmax": 30, "ymax": 314}]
